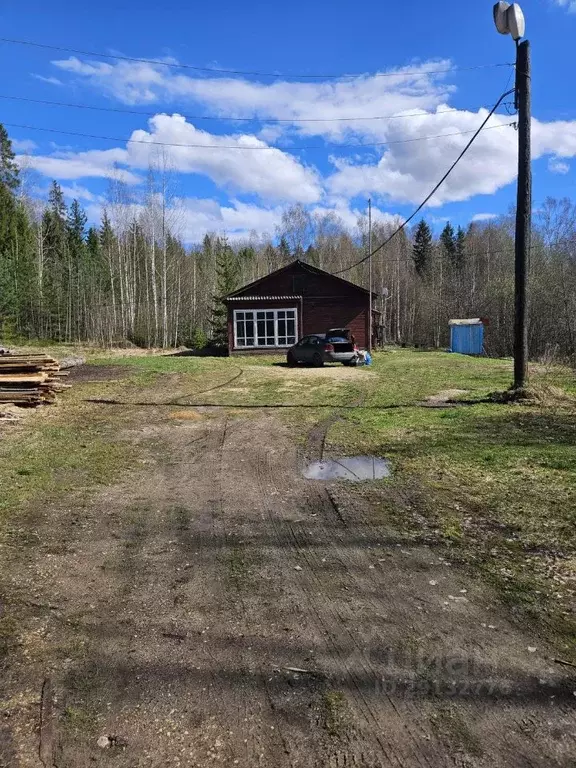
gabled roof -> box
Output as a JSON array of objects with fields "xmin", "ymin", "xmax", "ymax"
[{"xmin": 224, "ymin": 259, "xmax": 374, "ymax": 300}]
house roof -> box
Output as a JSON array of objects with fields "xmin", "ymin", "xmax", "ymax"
[
  {"xmin": 224, "ymin": 259, "xmax": 375, "ymax": 300},
  {"xmin": 227, "ymin": 295, "xmax": 302, "ymax": 301},
  {"xmin": 449, "ymin": 318, "xmax": 484, "ymax": 326}
]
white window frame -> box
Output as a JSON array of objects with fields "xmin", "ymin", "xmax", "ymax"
[{"xmin": 233, "ymin": 307, "xmax": 298, "ymax": 349}]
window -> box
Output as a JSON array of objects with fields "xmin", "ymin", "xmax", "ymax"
[
  {"xmin": 277, "ymin": 309, "xmax": 297, "ymax": 346},
  {"xmin": 234, "ymin": 308, "xmax": 297, "ymax": 349}
]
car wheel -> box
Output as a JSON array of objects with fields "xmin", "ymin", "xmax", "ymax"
[
  {"xmin": 287, "ymin": 350, "xmax": 297, "ymax": 367},
  {"xmin": 312, "ymin": 352, "xmax": 324, "ymax": 367}
]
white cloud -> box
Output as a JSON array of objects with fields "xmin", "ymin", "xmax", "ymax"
[
  {"xmin": 125, "ymin": 114, "xmax": 321, "ymax": 202},
  {"xmin": 18, "ymin": 113, "xmax": 321, "ymax": 204},
  {"xmin": 472, "ymin": 213, "xmax": 499, "ymax": 222},
  {"xmin": 553, "ymin": 0, "xmax": 576, "ymax": 12},
  {"xmin": 177, "ymin": 198, "xmax": 283, "ymax": 241},
  {"xmin": 83, "ymin": 196, "xmax": 284, "ymax": 243},
  {"xmin": 311, "ymin": 197, "xmax": 401, "ymax": 232},
  {"xmin": 51, "ymin": 54, "xmax": 453, "ymax": 142},
  {"xmin": 31, "ymin": 74, "xmax": 63, "ymax": 86},
  {"xmin": 11, "ymin": 138, "xmax": 37, "ymax": 153},
  {"xmin": 83, "ymin": 195, "xmax": 401, "ymax": 245},
  {"xmin": 18, "ymin": 51, "xmax": 576, "ymax": 215},
  {"xmin": 172, "ymin": 68, "xmax": 453, "ymax": 142},
  {"xmin": 533, "ymin": 120, "xmax": 576, "ymax": 158},
  {"xmin": 328, "ymin": 112, "xmax": 576, "ymax": 206},
  {"xmin": 17, "ymin": 147, "xmax": 138, "ymax": 184},
  {"xmin": 53, "ymin": 56, "xmax": 171, "ymax": 104},
  {"xmin": 327, "ymin": 109, "xmax": 518, "ymax": 206},
  {"xmin": 59, "ymin": 183, "xmax": 99, "ymax": 202},
  {"xmin": 548, "ymin": 157, "xmax": 570, "ymax": 174}
]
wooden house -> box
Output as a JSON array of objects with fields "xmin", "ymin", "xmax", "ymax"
[{"xmin": 223, "ymin": 260, "xmax": 376, "ymax": 355}]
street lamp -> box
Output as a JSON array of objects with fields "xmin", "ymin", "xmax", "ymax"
[{"xmin": 493, "ymin": 2, "xmax": 531, "ymax": 391}]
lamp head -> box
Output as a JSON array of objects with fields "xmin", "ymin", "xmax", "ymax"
[
  {"xmin": 493, "ymin": 2, "xmax": 525, "ymax": 40},
  {"xmin": 507, "ymin": 4, "xmax": 525, "ymax": 40},
  {"xmin": 493, "ymin": 1, "xmax": 511, "ymax": 35}
]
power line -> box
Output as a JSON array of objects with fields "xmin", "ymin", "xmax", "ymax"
[
  {"xmin": 333, "ymin": 88, "xmax": 516, "ymax": 275},
  {"xmin": 0, "ymin": 36, "xmax": 513, "ymax": 80},
  {"xmin": 5, "ymin": 120, "xmax": 515, "ymax": 152},
  {"xmin": 0, "ymin": 93, "xmax": 514, "ymax": 124}
]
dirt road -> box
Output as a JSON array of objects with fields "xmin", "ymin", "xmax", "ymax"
[{"xmin": 1, "ymin": 404, "xmax": 575, "ymax": 766}]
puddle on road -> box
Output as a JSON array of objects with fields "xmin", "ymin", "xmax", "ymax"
[{"xmin": 303, "ymin": 456, "xmax": 391, "ymax": 482}]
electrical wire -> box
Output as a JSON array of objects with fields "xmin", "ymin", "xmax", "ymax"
[
  {"xmin": 0, "ymin": 93, "xmax": 514, "ymax": 124},
  {"xmin": 0, "ymin": 36, "xmax": 513, "ymax": 80},
  {"xmin": 332, "ymin": 88, "xmax": 516, "ymax": 275},
  {"xmin": 4, "ymin": 120, "xmax": 515, "ymax": 152}
]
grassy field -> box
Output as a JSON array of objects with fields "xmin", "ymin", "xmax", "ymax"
[{"xmin": 1, "ymin": 346, "xmax": 575, "ymax": 657}]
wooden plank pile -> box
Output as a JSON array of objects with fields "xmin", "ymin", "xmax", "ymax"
[{"xmin": 0, "ymin": 353, "xmax": 71, "ymax": 406}]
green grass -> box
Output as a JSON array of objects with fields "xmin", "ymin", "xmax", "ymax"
[
  {"xmin": 88, "ymin": 353, "xmax": 373, "ymax": 410},
  {"xmin": 61, "ymin": 705, "xmax": 98, "ymax": 733},
  {"xmin": 324, "ymin": 352, "xmax": 576, "ymax": 655},
  {"xmin": 0, "ymin": 421, "xmax": 131, "ymax": 518},
  {"xmin": 322, "ymin": 691, "xmax": 348, "ymax": 737}
]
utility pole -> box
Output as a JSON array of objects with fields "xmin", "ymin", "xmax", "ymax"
[
  {"xmin": 368, "ymin": 198, "xmax": 373, "ymax": 352},
  {"xmin": 514, "ymin": 39, "xmax": 531, "ymax": 390},
  {"xmin": 493, "ymin": 2, "xmax": 530, "ymax": 390}
]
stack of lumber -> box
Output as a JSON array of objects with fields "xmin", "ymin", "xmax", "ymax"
[{"xmin": 0, "ymin": 353, "xmax": 71, "ymax": 406}]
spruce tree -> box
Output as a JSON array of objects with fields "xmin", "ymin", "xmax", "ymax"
[
  {"xmin": 0, "ymin": 123, "xmax": 19, "ymax": 190},
  {"xmin": 304, "ymin": 244, "xmax": 318, "ymax": 265},
  {"xmin": 210, "ymin": 237, "xmax": 238, "ymax": 346},
  {"xmin": 277, "ymin": 236, "xmax": 291, "ymax": 265},
  {"xmin": 412, "ymin": 219, "xmax": 433, "ymax": 277},
  {"xmin": 238, "ymin": 246, "xmax": 256, "ymax": 273},
  {"xmin": 67, "ymin": 199, "xmax": 87, "ymax": 252},
  {"xmin": 42, "ymin": 181, "xmax": 68, "ymax": 338},
  {"xmin": 0, "ymin": 193, "xmax": 18, "ymax": 333},
  {"xmin": 99, "ymin": 211, "xmax": 114, "ymax": 254},
  {"xmin": 454, "ymin": 226, "xmax": 466, "ymax": 270},
  {"xmin": 0, "ymin": 124, "xmax": 24, "ymax": 333},
  {"xmin": 86, "ymin": 227, "xmax": 100, "ymax": 261},
  {"xmin": 99, "ymin": 211, "xmax": 116, "ymax": 295},
  {"xmin": 440, "ymin": 222, "xmax": 456, "ymax": 265}
]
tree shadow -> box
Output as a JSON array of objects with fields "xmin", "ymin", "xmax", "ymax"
[
  {"xmin": 166, "ymin": 347, "xmax": 229, "ymax": 357},
  {"xmin": 378, "ymin": 407, "xmax": 576, "ymax": 457}
]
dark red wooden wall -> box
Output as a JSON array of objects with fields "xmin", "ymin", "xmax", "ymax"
[{"xmin": 225, "ymin": 262, "xmax": 370, "ymax": 353}]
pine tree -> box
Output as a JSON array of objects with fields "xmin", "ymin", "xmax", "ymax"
[
  {"xmin": 440, "ymin": 222, "xmax": 456, "ymax": 265},
  {"xmin": 210, "ymin": 237, "xmax": 238, "ymax": 346},
  {"xmin": 412, "ymin": 219, "xmax": 433, "ymax": 277}
]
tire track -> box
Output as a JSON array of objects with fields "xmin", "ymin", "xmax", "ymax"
[
  {"xmin": 254, "ymin": 445, "xmax": 408, "ymax": 768},
  {"xmin": 256, "ymin": 424, "xmax": 439, "ymax": 766}
]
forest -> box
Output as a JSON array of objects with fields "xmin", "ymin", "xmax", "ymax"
[{"xmin": 1, "ymin": 122, "xmax": 575, "ymax": 361}]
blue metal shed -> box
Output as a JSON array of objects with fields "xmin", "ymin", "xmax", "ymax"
[{"xmin": 449, "ymin": 318, "xmax": 484, "ymax": 355}]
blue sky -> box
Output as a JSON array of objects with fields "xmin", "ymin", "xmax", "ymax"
[{"xmin": 1, "ymin": 0, "xmax": 575, "ymax": 242}]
